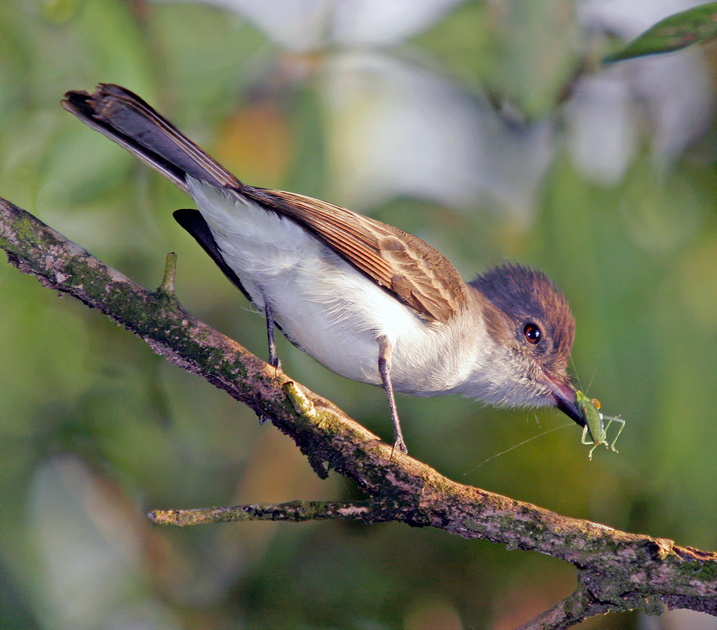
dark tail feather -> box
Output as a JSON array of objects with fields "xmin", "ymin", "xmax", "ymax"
[{"xmin": 62, "ymin": 84, "xmax": 242, "ymax": 195}]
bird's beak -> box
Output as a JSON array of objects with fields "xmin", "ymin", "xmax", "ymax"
[{"xmin": 544, "ymin": 372, "xmax": 584, "ymax": 427}]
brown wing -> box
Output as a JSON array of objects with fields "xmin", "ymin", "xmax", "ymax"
[{"xmin": 240, "ymin": 187, "xmax": 469, "ymax": 323}]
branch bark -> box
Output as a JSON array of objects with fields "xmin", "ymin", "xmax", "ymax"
[{"xmin": 2, "ymin": 196, "xmax": 716, "ymax": 628}]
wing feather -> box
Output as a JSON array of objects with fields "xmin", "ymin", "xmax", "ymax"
[{"xmin": 240, "ymin": 188, "xmax": 469, "ymax": 322}]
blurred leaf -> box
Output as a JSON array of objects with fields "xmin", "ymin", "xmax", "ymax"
[
  {"xmin": 77, "ymin": 0, "xmax": 155, "ymax": 91},
  {"xmin": 488, "ymin": 0, "xmax": 579, "ymax": 118},
  {"xmin": 145, "ymin": 2, "xmax": 266, "ymax": 119},
  {"xmin": 216, "ymin": 101, "xmax": 293, "ymax": 187},
  {"xmin": 605, "ymin": 2, "xmax": 717, "ymax": 63},
  {"xmin": 412, "ymin": 2, "xmax": 493, "ymax": 87},
  {"xmin": 40, "ymin": 0, "xmax": 82, "ymax": 23}
]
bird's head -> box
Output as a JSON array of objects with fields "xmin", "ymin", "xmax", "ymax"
[{"xmin": 470, "ymin": 264, "xmax": 583, "ymax": 425}]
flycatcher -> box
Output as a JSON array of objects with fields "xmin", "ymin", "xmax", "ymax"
[{"xmin": 63, "ymin": 84, "xmax": 583, "ymax": 454}]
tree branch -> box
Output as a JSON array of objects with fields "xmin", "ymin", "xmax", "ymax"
[{"xmin": 2, "ymin": 196, "xmax": 716, "ymax": 628}]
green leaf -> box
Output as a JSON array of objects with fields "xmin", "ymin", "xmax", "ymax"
[{"xmin": 604, "ymin": 2, "xmax": 717, "ymax": 62}]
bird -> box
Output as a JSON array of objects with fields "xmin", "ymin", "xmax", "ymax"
[{"xmin": 62, "ymin": 83, "xmax": 583, "ymax": 454}]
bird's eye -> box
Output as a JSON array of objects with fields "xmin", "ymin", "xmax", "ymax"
[{"xmin": 523, "ymin": 322, "xmax": 542, "ymax": 344}]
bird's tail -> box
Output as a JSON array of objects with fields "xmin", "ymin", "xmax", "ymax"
[{"xmin": 62, "ymin": 84, "xmax": 242, "ymax": 195}]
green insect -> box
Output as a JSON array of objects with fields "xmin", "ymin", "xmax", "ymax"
[{"xmin": 575, "ymin": 390, "xmax": 625, "ymax": 460}]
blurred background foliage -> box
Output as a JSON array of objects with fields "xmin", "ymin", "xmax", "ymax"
[{"xmin": 1, "ymin": 1, "xmax": 717, "ymax": 629}]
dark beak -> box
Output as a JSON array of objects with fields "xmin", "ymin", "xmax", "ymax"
[{"xmin": 544, "ymin": 372, "xmax": 584, "ymax": 427}]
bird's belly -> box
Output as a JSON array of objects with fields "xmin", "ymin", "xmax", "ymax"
[
  {"xmin": 268, "ymin": 266, "xmax": 475, "ymax": 395},
  {"xmin": 188, "ymin": 180, "xmax": 474, "ymax": 393},
  {"xmin": 279, "ymin": 313, "xmax": 383, "ymax": 385},
  {"xmin": 266, "ymin": 259, "xmax": 421, "ymax": 386}
]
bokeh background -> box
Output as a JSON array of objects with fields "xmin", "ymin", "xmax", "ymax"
[{"xmin": 1, "ymin": 1, "xmax": 717, "ymax": 628}]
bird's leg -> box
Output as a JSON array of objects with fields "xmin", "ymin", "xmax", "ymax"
[
  {"xmin": 258, "ymin": 300, "xmax": 281, "ymax": 425},
  {"xmin": 265, "ymin": 301, "xmax": 281, "ymax": 373},
  {"xmin": 378, "ymin": 337, "xmax": 407, "ymax": 455}
]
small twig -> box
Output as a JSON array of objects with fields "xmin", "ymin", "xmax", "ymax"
[
  {"xmin": 149, "ymin": 500, "xmax": 380, "ymax": 526},
  {"xmin": 159, "ymin": 251, "xmax": 178, "ymax": 295},
  {"xmin": 516, "ymin": 589, "xmax": 611, "ymax": 630}
]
